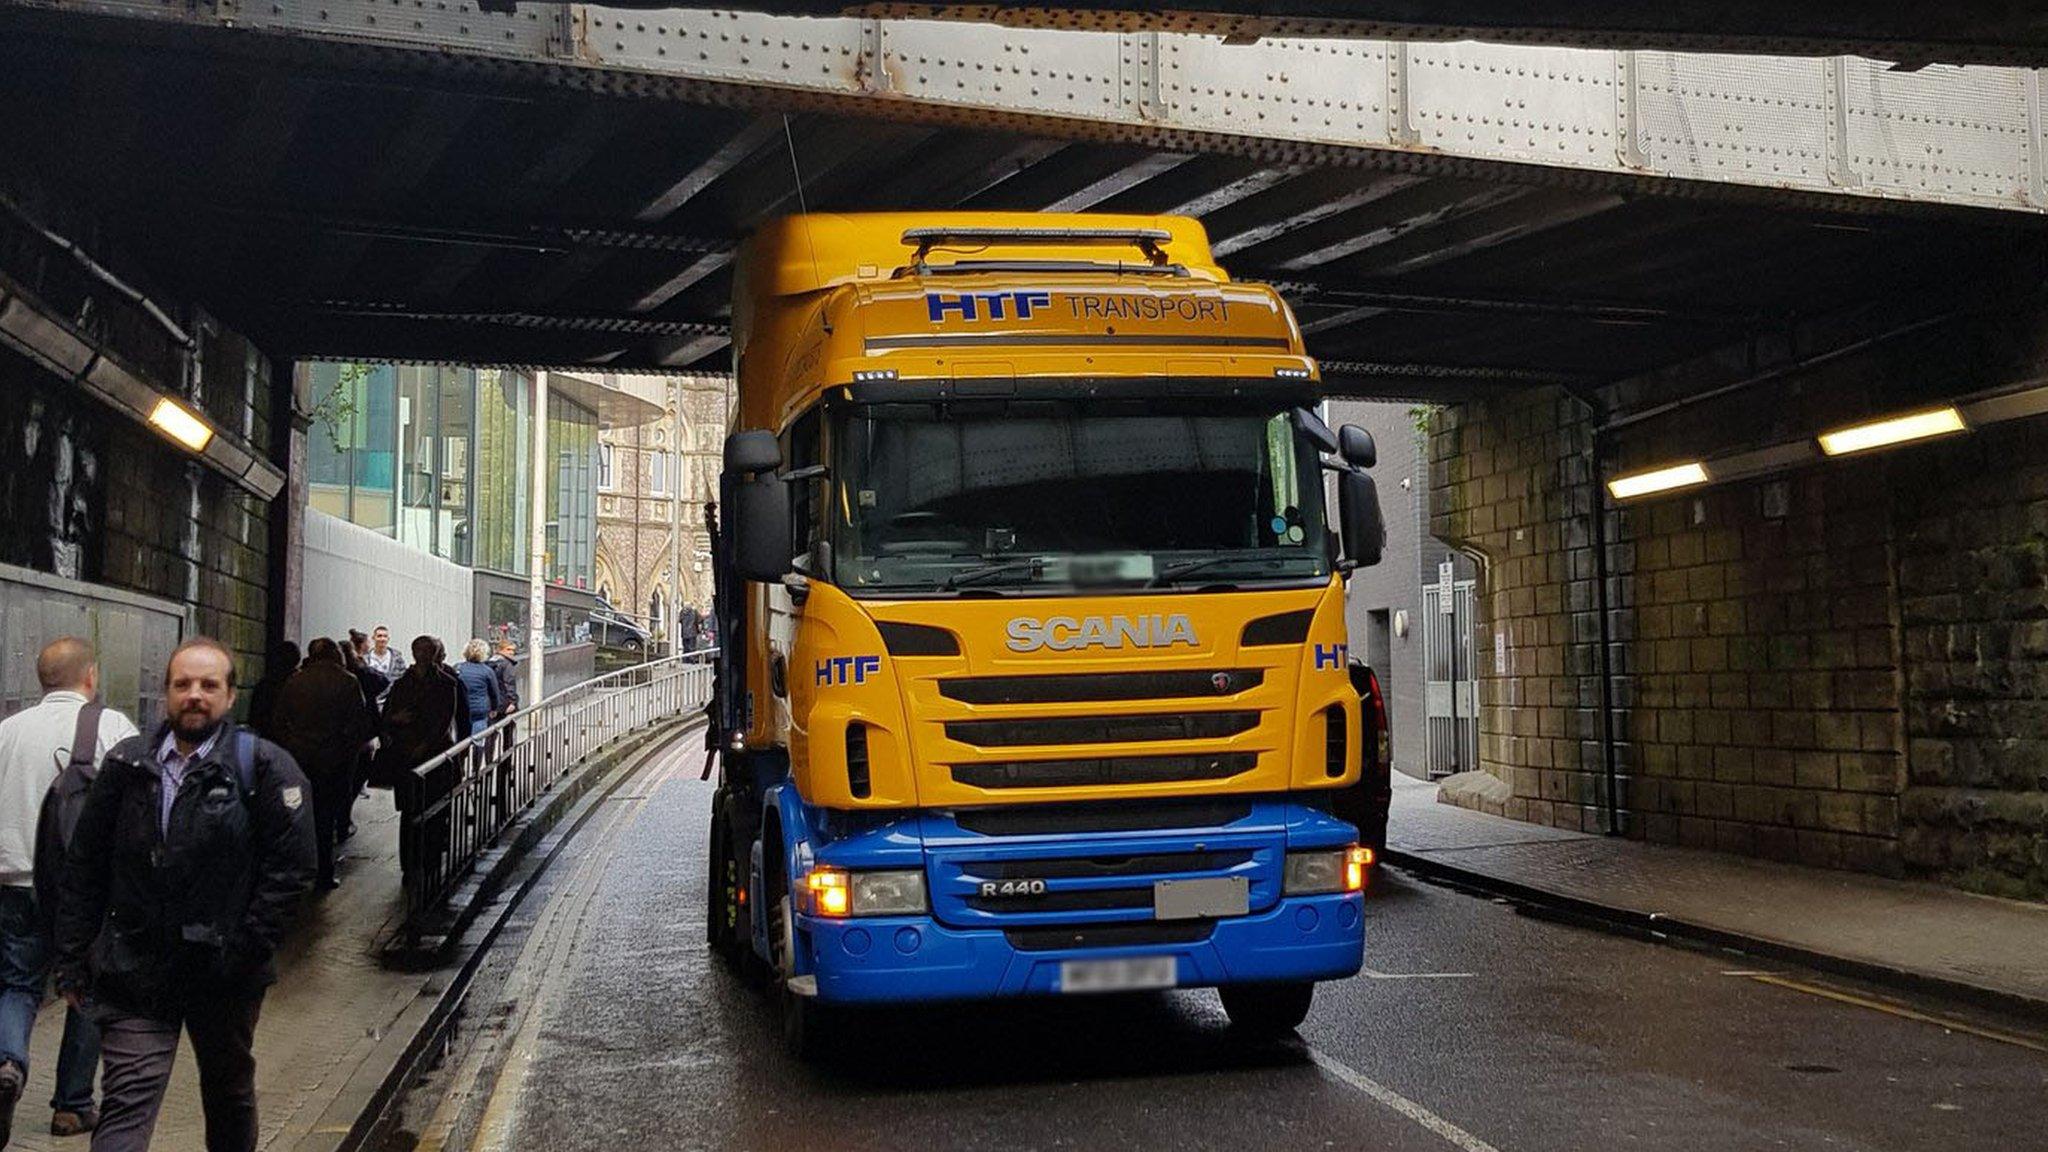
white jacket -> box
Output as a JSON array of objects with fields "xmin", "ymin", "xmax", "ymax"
[{"xmin": 0, "ymin": 691, "xmax": 139, "ymax": 887}]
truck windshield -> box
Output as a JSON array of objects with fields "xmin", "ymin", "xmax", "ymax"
[{"xmin": 829, "ymin": 399, "xmax": 1329, "ymax": 594}]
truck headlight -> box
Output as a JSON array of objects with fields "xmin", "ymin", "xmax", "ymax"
[
  {"xmin": 808, "ymin": 868, "xmax": 928, "ymax": 917},
  {"xmin": 852, "ymin": 869, "xmax": 928, "ymax": 916},
  {"xmin": 1284, "ymin": 846, "xmax": 1373, "ymax": 895}
]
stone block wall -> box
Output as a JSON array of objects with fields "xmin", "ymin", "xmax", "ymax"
[
  {"xmin": 1893, "ymin": 421, "xmax": 2048, "ymax": 897},
  {"xmin": 1431, "ymin": 310, "xmax": 2048, "ymax": 898},
  {"xmin": 1, "ymin": 181, "xmax": 282, "ymax": 694}
]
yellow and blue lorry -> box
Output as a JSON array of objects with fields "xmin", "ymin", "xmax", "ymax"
[{"xmin": 704, "ymin": 213, "xmax": 1389, "ymax": 1055}]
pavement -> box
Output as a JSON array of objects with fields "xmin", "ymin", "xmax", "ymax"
[
  {"xmin": 6, "ymin": 794, "xmax": 438, "ymax": 1152},
  {"xmin": 383, "ymin": 730, "xmax": 2048, "ymax": 1152},
  {"xmin": 1386, "ymin": 771, "xmax": 2048, "ymax": 1017}
]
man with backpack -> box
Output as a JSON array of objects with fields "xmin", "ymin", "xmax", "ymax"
[
  {"xmin": 0, "ymin": 637, "xmax": 138, "ymax": 1141},
  {"xmin": 52, "ymin": 637, "xmax": 315, "ymax": 1152}
]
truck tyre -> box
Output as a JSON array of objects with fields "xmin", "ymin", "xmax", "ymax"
[
  {"xmin": 773, "ymin": 893, "xmax": 839, "ymax": 1061},
  {"xmin": 706, "ymin": 794, "xmax": 730, "ymax": 953},
  {"xmin": 1220, "ymin": 981, "xmax": 1315, "ymax": 1040},
  {"xmin": 1361, "ymin": 801, "xmax": 1390, "ymax": 856}
]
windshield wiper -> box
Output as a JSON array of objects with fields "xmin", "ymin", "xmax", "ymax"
[
  {"xmin": 943, "ymin": 558, "xmax": 1045, "ymax": 590},
  {"xmin": 1149, "ymin": 556, "xmax": 1254, "ymax": 587}
]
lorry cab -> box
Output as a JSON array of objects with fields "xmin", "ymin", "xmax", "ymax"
[{"xmin": 705, "ymin": 213, "xmax": 1387, "ymax": 1056}]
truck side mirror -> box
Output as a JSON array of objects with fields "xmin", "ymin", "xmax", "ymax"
[
  {"xmin": 1337, "ymin": 468, "xmax": 1386, "ymax": 571},
  {"xmin": 724, "ymin": 431, "xmax": 792, "ymax": 582},
  {"xmin": 1295, "ymin": 408, "xmax": 1338, "ymax": 454},
  {"xmin": 1338, "ymin": 425, "xmax": 1377, "ymax": 470}
]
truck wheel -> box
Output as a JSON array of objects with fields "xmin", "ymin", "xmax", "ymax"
[
  {"xmin": 1362, "ymin": 802, "xmax": 1390, "ymax": 856},
  {"xmin": 1220, "ymin": 981, "xmax": 1315, "ymax": 1040},
  {"xmin": 774, "ymin": 894, "xmax": 839, "ymax": 1061},
  {"xmin": 705, "ymin": 796, "xmax": 729, "ymax": 952}
]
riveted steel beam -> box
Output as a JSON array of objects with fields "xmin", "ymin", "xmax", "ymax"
[
  {"xmin": 688, "ymin": 3, "xmax": 2048, "ymax": 69},
  {"xmin": 12, "ymin": 2, "xmax": 2048, "ymax": 217}
]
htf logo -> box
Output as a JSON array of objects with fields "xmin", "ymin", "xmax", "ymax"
[
  {"xmin": 816, "ymin": 655, "xmax": 882, "ymax": 686},
  {"xmin": 1314, "ymin": 643, "xmax": 1349, "ymax": 670},
  {"xmin": 926, "ymin": 290, "xmax": 1053, "ymax": 323}
]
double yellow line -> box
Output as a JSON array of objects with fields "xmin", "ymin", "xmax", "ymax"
[{"xmin": 1739, "ymin": 972, "xmax": 2048, "ymax": 1054}]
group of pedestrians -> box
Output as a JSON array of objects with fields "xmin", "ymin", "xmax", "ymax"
[
  {"xmin": 0, "ymin": 635, "xmax": 316, "ymax": 1151},
  {"xmin": 247, "ymin": 627, "xmax": 522, "ymax": 891},
  {"xmin": 0, "ymin": 626, "xmax": 528, "ymax": 1151}
]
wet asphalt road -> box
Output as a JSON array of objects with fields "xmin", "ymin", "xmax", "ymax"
[{"xmin": 392, "ymin": 738, "xmax": 2048, "ymax": 1152}]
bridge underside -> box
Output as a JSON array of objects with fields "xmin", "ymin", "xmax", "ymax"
[{"xmin": 7, "ymin": 9, "xmax": 2047, "ymax": 400}]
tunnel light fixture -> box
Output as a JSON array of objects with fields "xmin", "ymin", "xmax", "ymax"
[
  {"xmin": 1606, "ymin": 461, "xmax": 1709, "ymax": 500},
  {"xmin": 1816, "ymin": 406, "xmax": 1966, "ymax": 456},
  {"xmin": 147, "ymin": 396, "xmax": 213, "ymax": 452}
]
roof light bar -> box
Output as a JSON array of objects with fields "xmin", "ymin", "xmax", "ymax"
[
  {"xmin": 1274, "ymin": 367, "xmax": 1313, "ymax": 379},
  {"xmin": 1817, "ymin": 406, "xmax": 1966, "ymax": 456},
  {"xmin": 147, "ymin": 396, "xmax": 214, "ymax": 452},
  {"xmin": 851, "ymin": 368, "xmax": 899, "ymax": 382},
  {"xmin": 1607, "ymin": 462, "xmax": 1709, "ymax": 500}
]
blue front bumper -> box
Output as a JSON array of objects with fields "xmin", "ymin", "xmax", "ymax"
[{"xmin": 798, "ymin": 892, "xmax": 1364, "ymax": 1004}]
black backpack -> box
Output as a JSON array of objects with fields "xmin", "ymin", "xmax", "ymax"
[{"xmin": 47, "ymin": 710, "xmax": 256, "ymax": 849}]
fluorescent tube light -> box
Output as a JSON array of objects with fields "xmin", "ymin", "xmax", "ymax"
[
  {"xmin": 1607, "ymin": 462, "xmax": 1709, "ymax": 500},
  {"xmin": 148, "ymin": 397, "xmax": 213, "ymax": 452},
  {"xmin": 1817, "ymin": 406, "xmax": 1966, "ymax": 456}
]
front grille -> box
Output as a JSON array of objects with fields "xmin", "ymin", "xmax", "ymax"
[
  {"xmin": 967, "ymin": 888, "xmax": 1153, "ymax": 914},
  {"xmin": 971, "ymin": 850, "xmax": 1254, "ymax": 879},
  {"xmin": 1005, "ymin": 922, "xmax": 1215, "ymax": 952},
  {"xmin": 938, "ymin": 668, "xmax": 1263, "ymax": 705},
  {"xmin": 945, "ymin": 711, "xmax": 1259, "ymax": 747},
  {"xmin": 951, "ymin": 753, "xmax": 1256, "ymax": 790},
  {"xmin": 954, "ymin": 797, "xmax": 1254, "ymax": 836}
]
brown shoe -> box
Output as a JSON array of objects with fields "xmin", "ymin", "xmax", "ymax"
[{"xmin": 50, "ymin": 1108, "xmax": 98, "ymax": 1136}]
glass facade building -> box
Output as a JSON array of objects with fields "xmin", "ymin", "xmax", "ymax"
[{"xmin": 305, "ymin": 363, "xmax": 598, "ymax": 589}]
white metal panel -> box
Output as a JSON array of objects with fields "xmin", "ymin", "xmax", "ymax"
[
  {"xmin": 234, "ymin": 0, "xmax": 560, "ymax": 56},
  {"xmin": 872, "ymin": 20, "xmax": 1129, "ymax": 115},
  {"xmin": 1155, "ymin": 33, "xmax": 1391, "ymax": 145},
  {"xmin": 1405, "ymin": 42, "xmax": 1620, "ymax": 169},
  {"xmin": 1634, "ymin": 53, "xmax": 1832, "ymax": 189},
  {"xmin": 1839, "ymin": 59, "xmax": 2035, "ymax": 206},
  {"xmin": 578, "ymin": 8, "xmax": 869, "ymax": 89}
]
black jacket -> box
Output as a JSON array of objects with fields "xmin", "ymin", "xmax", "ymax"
[
  {"xmin": 271, "ymin": 661, "xmax": 372, "ymax": 779},
  {"xmin": 372, "ymin": 665, "xmax": 463, "ymax": 791},
  {"xmin": 53, "ymin": 722, "xmax": 317, "ymax": 1015}
]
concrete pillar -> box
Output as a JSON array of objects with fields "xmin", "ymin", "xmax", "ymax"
[
  {"xmin": 527, "ymin": 370, "xmax": 548, "ymax": 707},
  {"xmin": 267, "ymin": 357, "xmax": 308, "ymax": 653}
]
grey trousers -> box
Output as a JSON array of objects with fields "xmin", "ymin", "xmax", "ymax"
[{"xmin": 91, "ymin": 995, "xmax": 263, "ymax": 1152}]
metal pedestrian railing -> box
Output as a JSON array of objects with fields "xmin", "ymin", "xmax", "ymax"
[{"xmin": 399, "ymin": 651, "xmax": 715, "ymax": 933}]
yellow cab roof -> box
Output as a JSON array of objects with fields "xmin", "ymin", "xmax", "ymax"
[{"xmin": 731, "ymin": 212, "xmax": 1312, "ymax": 433}]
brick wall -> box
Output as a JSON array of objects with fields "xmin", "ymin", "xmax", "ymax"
[
  {"xmin": 1430, "ymin": 388, "xmax": 1610, "ymax": 831},
  {"xmin": 0, "ymin": 182, "xmax": 281, "ymax": 692},
  {"xmin": 1893, "ymin": 421, "xmax": 2048, "ymax": 897},
  {"xmin": 1430, "ymin": 310, "xmax": 2048, "ymax": 898}
]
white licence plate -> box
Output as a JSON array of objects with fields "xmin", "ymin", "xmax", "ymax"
[{"xmin": 1059, "ymin": 955, "xmax": 1179, "ymax": 994}]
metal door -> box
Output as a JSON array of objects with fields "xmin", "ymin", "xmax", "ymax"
[
  {"xmin": 1422, "ymin": 578, "xmax": 1478, "ymax": 779},
  {"xmin": 0, "ymin": 563, "xmax": 186, "ymax": 731}
]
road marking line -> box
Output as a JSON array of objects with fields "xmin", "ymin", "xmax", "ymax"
[
  {"xmin": 1306, "ymin": 1046, "xmax": 1504, "ymax": 1152},
  {"xmin": 1743, "ymin": 974, "xmax": 2048, "ymax": 1054},
  {"xmin": 1361, "ymin": 967, "xmax": 1477, "ymax": 980}
]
